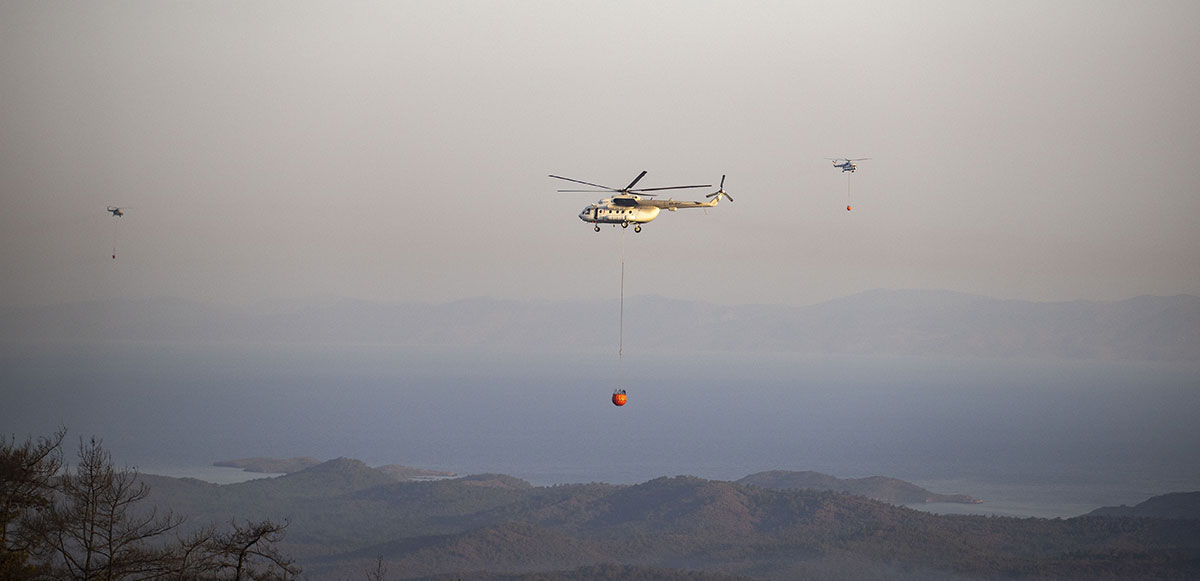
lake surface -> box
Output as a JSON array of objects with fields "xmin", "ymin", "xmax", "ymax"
[{"xmin": 3, "ymin": 342, "xmax": 1198, "ymax": 518}]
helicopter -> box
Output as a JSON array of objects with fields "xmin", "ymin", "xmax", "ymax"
[
  {"xmin": 106, "ymin": 206, "xmax": 131, "ymax": 259},
  {"xmin": 549, "ymin": 171, "xmax": 733, "ymax": 232},
  {"xmin": 827, "ymin": 158, "xmax": 870, "ymax": 173}
]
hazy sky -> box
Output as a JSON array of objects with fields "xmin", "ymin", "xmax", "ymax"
[{"xmin": 3, "ymin": 0, "xmax": 1198, "ymax": 307}]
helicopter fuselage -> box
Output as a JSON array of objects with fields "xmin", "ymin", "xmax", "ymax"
[{"xmin": 579, "ymin": 197, "xmax": 661, "ymax": 225}]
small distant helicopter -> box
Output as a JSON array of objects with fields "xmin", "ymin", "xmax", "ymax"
[
  {"xmin": 106, "ymin": 206, "xmax": 132, "ymax": 259},
  {"xmin": 550, "ymin": 171, "xmax": 733, "ymax": 232},
  {"xmin": 827, "ymin": 158, "xmax": 870, "ymax": 173}
]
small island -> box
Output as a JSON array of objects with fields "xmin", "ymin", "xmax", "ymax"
[
  {"xmin": 737, "ymin": 470, "xmax": 982, "ymax": 505},
  {"xmin": 214, "ymin": 457, "xmax": 455, "ymax": 480},
  {"xmin": 214, "ymin": 457, "xmax": 320, "ymax": 474}
]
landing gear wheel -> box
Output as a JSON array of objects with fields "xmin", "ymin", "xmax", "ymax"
[
  {"xmin": 594, "ymin": 225, "xmax": 601, "ymax": 232},
  {"xmin": 621, "ymin": 221, "xmax": 629, "ymax": 229},
  {"xmin": 634, "ymin": 224, "xmax": 642, "ymax": 233}
]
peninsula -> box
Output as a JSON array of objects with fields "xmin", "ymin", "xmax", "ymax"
[{"xmin": 215, "ymin": 457, "xmax": 455, "ymax": 480}]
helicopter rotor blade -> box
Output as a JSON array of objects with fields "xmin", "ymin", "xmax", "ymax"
[
  {"xmin": 548, "ymin": 175, "xmax": 619, "ymax": 191},
  {"xmin": 623, "ymin": 170, "xmax": 648, "ymax": 192},
  {"xmin": 551, "ymin": 171, "xmax": 714, "ymax": 196},
  {"xmin": 631, "ymin": 184, "xmax": 711, "ymax": 192}
]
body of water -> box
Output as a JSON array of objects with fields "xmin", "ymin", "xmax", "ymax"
[{"xmin": 4, "ymin": 342, "xmax": 1198, "ymax": 519}]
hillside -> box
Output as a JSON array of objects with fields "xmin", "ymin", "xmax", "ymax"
[
  {"xmin": 1086, "ymin": 491, "xmax": 1200, "ymax": 520},
  {"xmin": 737, "ymin": 470, "xmax": 980, "ymax": 504},
  {"xmin": 139, "ymin": 460, "xmax": 1200, "ymax": 580},
  {"xmin": 5, "ymin": 290, "xmax": 1198, "ymax": 361}
]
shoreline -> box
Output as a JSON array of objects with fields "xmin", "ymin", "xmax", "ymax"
[{"xmin": 136, "ymin": 463, "xmax": 1156, "ymax": 520}]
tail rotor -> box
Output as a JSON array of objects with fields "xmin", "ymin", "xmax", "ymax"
[{"xmin": 705, "ymin": 175, "xmax": 733, "ymax": 203}]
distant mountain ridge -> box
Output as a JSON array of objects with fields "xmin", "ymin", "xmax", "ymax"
[
  {"xmin": 4, "ymin": 290, "xmax": 1198, "ymax": 361},
  {"xmin": 135, "ymin": 458, "xmax": 1200, "ymax": 580}
]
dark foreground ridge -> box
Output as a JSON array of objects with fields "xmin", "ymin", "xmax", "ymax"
[{"xmin": 139, "ymin": 458, "xmax": 1200, "ymax": 580}]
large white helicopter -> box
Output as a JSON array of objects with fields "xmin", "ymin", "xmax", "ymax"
[
  {"xmin": 827, "ymin": 158, "xmax": 870, "ymax": 173},
  {"xmin": 550, "ymin": 171, "xmax": 733, "ymax": 232}
]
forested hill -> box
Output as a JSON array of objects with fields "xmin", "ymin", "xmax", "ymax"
[
  {"xmin": 1086, "ymin": 491, "xmax": 1200, "ymax": 520},
  {"xmin": 5, "ymin": 290, "xmax": 1199, "ymax": 361},
  {"xmin": 138, "ymin": 459, "xmax": 1200, "ymax": 580}
]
